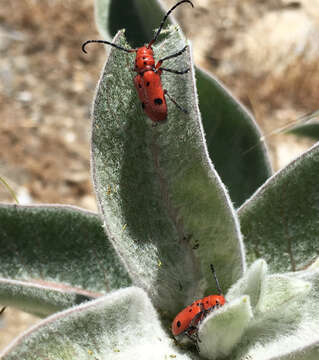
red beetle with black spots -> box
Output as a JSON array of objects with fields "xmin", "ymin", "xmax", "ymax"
[
  {"xmin": 172, "ymin": 264, "xmax": 226, "ymax": 343},
  {"xmin": 82, "ymin": 0, "xmax": 194, "ymax": 124}
]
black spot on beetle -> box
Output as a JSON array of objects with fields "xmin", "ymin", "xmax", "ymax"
[
  {"xmin": 154, "ymin": 98, "xmax": 163, "ymax": 105},
  {"xmin": 146, "ymin": 82, "xmax": 150, "ymax": 86},
  {"xmin": 177, "ymin": 320, "xmax": 181, "ymax": 328},
  {"xmin": 144, "ymin": 61, "xmax": 147, "ymax": 65}
]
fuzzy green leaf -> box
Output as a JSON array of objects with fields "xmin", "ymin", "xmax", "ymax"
[
  {"xmin": 0, "ymin": 278, "xmax": 96, "ymax": 318},
  {"xmin": 231, "ymin": 268, "xmax": 319, "ymax": 360},
  {"xmin": 93, "ymin": 0, "xmax": 272, "ymax": 207},
  {"xmin": 0, "ymin": 204, "xmax": 130, "ymax": 315},
  {"xmin": 226, "ymin": 259, "xmax": 267, "ymax": 310},
  {"xmin": 239, "ymin": 142, "xmax": 319, "ymax": 272},
  {"xmin": 309, "ymin": 256, "xmax": 319, "ymax": 270},
  {"xmin": 255, "ymin": 274, "xmax": 311, "ymax": 314},
  {"xmin": 196, "ymin": 68, "xmax": 272, "ymax": 207},
  {"xmin": 289, "ymin": 111, "xmax": 319, "ymax": 140},
  {"xmin": 198, "ymin": 296, "xmax": 253, "ymax": 359},
  {"xmin": 198, "ymin": 263, "xmax": 319, "ymax": 360},
  {"xmin": 290, "ymin": 123, "xmax": 319, "ymax": 140},
  {"xmin": 91, "ymin": 28, "xmax": 245, "ymax": 317},
  {"xmin": 1, "ymin": 287, "xmax": 197, "ymax": 360}
]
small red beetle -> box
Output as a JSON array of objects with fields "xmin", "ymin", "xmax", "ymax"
[
  {"xmin": 82, "ymin": 0, "xmax": 194, "ymax": 123},
  {"xmin": 172, "ymin": 264, "xmax": 226, "ymax": 342}
]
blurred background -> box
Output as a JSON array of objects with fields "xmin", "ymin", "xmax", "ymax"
[{"xmin": 0, "ymin": 0, "xmax": 318, "ymax": 350}]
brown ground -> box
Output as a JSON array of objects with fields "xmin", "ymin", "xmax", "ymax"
[{"xmin": 0, "ymin": 0, "xmax": 318, "ymax": 351}]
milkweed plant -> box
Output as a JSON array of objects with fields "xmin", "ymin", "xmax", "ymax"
[{"xmin": 1, "ymin": 0, "xmax": 319, "ymax": 359}]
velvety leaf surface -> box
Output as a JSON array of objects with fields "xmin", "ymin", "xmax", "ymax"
[
  {"xmin": 199, "ymin": 261, "xmax": 319, "ymax": 360},
  {"xmin": 198, "ymin": 296, "xmax": 252, "ymax": 359},
  {"xmin": 255, "ymin": 274, "xmax": 311, "ymax": 314},
  {"xmin": 93, "ymin": 0, "xmax": 272, "ymax": 207},
  {"xmin": 226, "ymin": 259, "xmax": 267, "ymax": 310},
  {"xmin": 230, "ymin": 268, "xmax": 319, "ymax": 360},
  {"xmin": 0, "ymin": 204, "xmax": 130, "ymax": 314},
  {"xmin": 1, "ymin": 287, "xmax": 197, "ymax": 360},
  {"xmin": 239, "ymin": 142, "xmax": 319, "ymax": 272},
  {"xmin": 0, "ymin": 278, "xmax": 95, "ymax": 318},
  {"xmin": 91, "ymin": 28, "xmax": 245, "ymax": 317}
]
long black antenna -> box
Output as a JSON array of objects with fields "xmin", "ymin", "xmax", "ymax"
[
  {"xmin": 210, "ymin": 264, "xmax": 223, "ymax": 295},
  {"xmin": 82, "ymin": 40, "xmax": 136, "ymax": 54},
  {"xmin": 148, "ymin": 0, "xmax": 194, "ymax": 48}
]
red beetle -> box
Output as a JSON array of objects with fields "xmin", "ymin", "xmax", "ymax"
[
  {"xmin": 172, "ymin": 264, "xmax": 226, "ymax": 342},
  {"xmin": 82, "ymin": 0, "xmax": 193, "ymax": 123}
]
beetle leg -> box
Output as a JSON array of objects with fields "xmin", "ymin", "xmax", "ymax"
[
  {"xmin": 184, "ymin": 325, "xmax": 202, "ymax": 352},
  {"xmin": 156, "ymin": 45, "xmax": 188, "ymax": 69},
  {"xmin": 159, "ymin": 67, "xmax": 190, "ymax": 75},
  {"xmin": 185, "ymin": 326, "xmax": 199, "ymax": 341},
  {"xmin": 164, "ymin": 89, "xmax": 188, "ymax": 114}
]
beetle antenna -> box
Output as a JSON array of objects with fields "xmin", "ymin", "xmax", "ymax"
[
  {"xmin": 148, "ymin": 0, "xmax": 194, "ymax": 48},
  {"xmin": 82, "ymin": 40, "xmax": 136, "ymax": 54},
  {"xmin": 210, "ymin": 264, "xmax": 222, "ymax": 295}
]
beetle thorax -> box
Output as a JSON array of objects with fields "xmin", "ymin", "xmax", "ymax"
[{"xmin": 135, "ymin": 46, "xmax": 155, "ymax": 73}]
